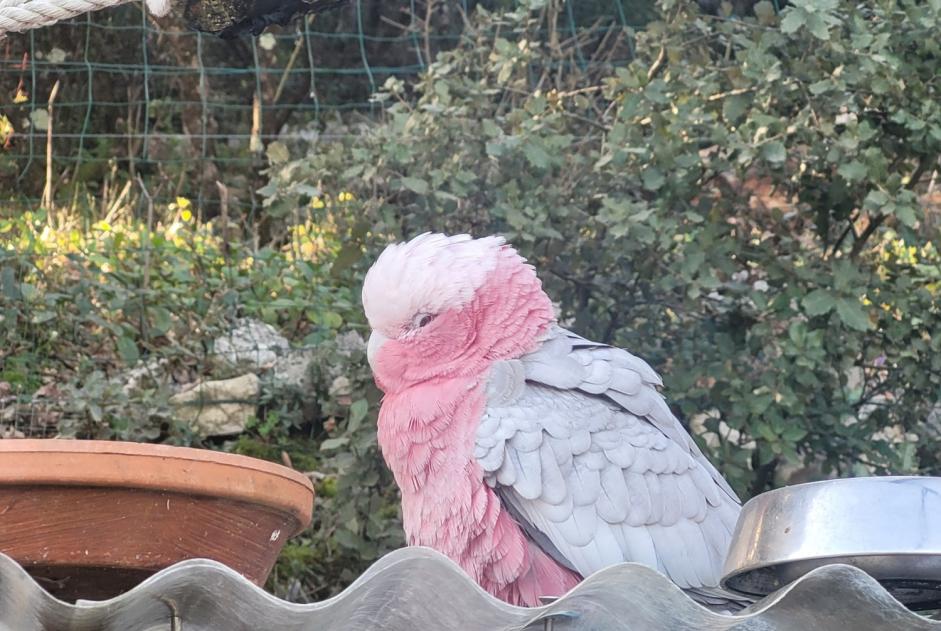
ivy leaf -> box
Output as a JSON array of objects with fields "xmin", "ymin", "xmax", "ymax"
[
  {"xmin": 642, "ymin": 167, "xmax": 665, "ymax": 191},
  {"xmin": 761, "ymin": 141, "xmax": 787, "ymax": 164},
  {"xmin": 722, "ymin": 94, "xmax": 750, "ymax": 123},
  {"xmin": 348, "ymin": 399, "xmax": 369, "ymax": 433},
  {"xmin": 780, "ymin": 9, "xmax": 805, "ymax": 34},
  {"xmin": 29, "ymin": 109, "xmax": 50, "ymax": 131},
  {"xmin": 754, "ymin": 422, "xmax": 777, "ymax": 443},
  {"xmin": 266, "ymin": 141, "xmax": 290, "ymax": 165},
  {"xmin": 837, "ymin": 161, "xmax": 867, "ymax": 182},
  {"xmin": 149, "ymin": 306, "xmax": 173, "ymax": 336},
  {"xmin": 781, "ymin": 426, "xmax": 808, "ymax": 442},
  {"xmin": 753, "ymin": 1, "xmax": 777, "ymax": 25},
  {"xmin": 320, "ymin": 437, "xmax": 350, "ymax": 451},
  {"xmin": 802, "ymin": 289, "xmax": 836, "ymax": 316},
  {"xmin": 894, "ymin": 204, "xmax": 917, "ymax": 227},
  {"xmin": 116, "ymin": 335, "xmax": 140, "ymax": 365},
  {"xmin": 522, "ymin": 143, "xmax": 551, "ymax": 169},
  {"xmin": 805, "ymin": 13, "xmax": 831, "ymax": 40},
  {"xmin": 331, "ymin": 243, "xmax": 363, "ymax": 277},
  {"xmin": 400, "ymin": 177, "xmax": 429, "ymax": 195},
  {"xmin": 835, "ymin": 298, "xmax": 872, "ymax": 331}
]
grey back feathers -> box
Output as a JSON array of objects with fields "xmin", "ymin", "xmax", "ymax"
[{"xmin": 474, "ymin": 326, "xmax": 745, "ymax": 608}]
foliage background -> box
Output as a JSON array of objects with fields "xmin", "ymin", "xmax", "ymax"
[{"xmin": 2, "ymin": 0, "xmax": 941, "ymax": 603}]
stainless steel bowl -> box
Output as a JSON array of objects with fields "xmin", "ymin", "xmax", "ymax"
[{"xmin": 721, "ymin": 476, "xmax": 941, "ymax": 610}]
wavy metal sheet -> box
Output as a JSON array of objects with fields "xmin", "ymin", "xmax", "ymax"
[{"xmin": 0, "ymin": 547, "xmax": 937, "ymax": 630}]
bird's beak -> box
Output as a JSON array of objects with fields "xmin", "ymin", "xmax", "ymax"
[{"xmin": 367, "ymin": 330, "xmax": 388, "ymax": 369}]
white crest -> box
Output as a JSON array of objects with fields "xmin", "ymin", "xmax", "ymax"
[{"xmin": 362, "ymin": 233, "xmax": 508, "ymax": 336}]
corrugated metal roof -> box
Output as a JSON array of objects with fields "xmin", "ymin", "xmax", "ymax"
[{"xmin": 0, "ymin": 547, "xmax": 937, "ymax": 630}]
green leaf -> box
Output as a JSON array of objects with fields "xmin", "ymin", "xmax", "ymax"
[
  {"xmin": 29, "ymin": 109, "xmax": 49, "ymax": 131},
  {"xmin": 837, "ymin": 161, "xmax": 866, "ymax": 182},
  {"xmin": 1, "ymin": 266, "xmax": 20, "ymax": 300},
  {"xmin": 787, "ymin": 321, "xmax": 807, "ymax": 346},
  {"xmin": 30, "ymin": 311, "xmax": 56, "ymax": 324},
  {"xmin": 256, "ymin": 182, "xmax": 278, "ymax": 198},
  {"xmin": 348, "ymin": 399, "xmax": 369, "ymax": 433},
  {"xmin": 802, "ymin": 289, "xmax": 836, "ymax": 315},
  {"xmin": 400, "ymin": 177, "xmax": 429, "ymax": 195},
  {"xmin": 268, "ymin": 298, "xmax": 301, "ymax": 309},
  {"xmin": 320, "ymin": 437, "xmax": 350, "ymax": 451},
  {"xmin": 642, "ymin": 167, "xmax": 665, "ymax": 191},
  {"xmin": 805, "ymin": 13, "xmax": 831, "ymax": 40},
  {"xmin": 761, "ymin": 141, "xmax": 787, "ymax": 164},
  {"xmin": 780, "ymin": 425, "xmax": 808, "ymax": 442},
  {"xmin": 333, "ymin": 528, "xmax": 361, "ymax": 550},
  {"xmin": 808, "ymin": 79, "xmax": 832, "ymax": 95},
  {"xmin": 722, "ymin": 94, "xmax": 750, "ymax": 124},
  {"xmin": 148, "ymin": 306, "xmax": 173, "ymax": 336},
  {"xmin": 894, "ymin": 204, "xmax": 917, "ymax": 227},
  {"xmin": 864, "ymin": 190, "xmax": 889, "ymax": 210},
  {"xmin": 330, "ymin": 243, "xmax": 364, "ymax": 277},
  {"xmin": 321, "ymin": 311, "xmax": 343, "ymax": 328},
  {"xmin": 266, "ymin": 141, "xmax": 290, "ymax": 165},
  {"xmin": 835, "ymin": 298, "xmax": 871, "ymax": 331},
  {"xmin": 116, "ymin": 335, "xmax": 140, "ymax": 365},
  {"xmin": 753, "ymin": 0, "xmax": 777, "ymax": 25},
  {"xmin": 522, "ymin": 142, "xmax": 551, "ymax": 169},
  {"xmin": 754, "ymin": 422, "xmax": 777, "ymax": 443},
  {"xmin": 780, "ymin": 9, "xmax": 805, "ymax": 34}
]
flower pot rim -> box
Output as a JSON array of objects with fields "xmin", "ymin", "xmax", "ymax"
[{"xmin": 0, "ymin": 439, "xmax": 314, "ymax": 533}]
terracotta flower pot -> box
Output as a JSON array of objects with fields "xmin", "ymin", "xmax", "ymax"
[{"xmin": 0, "ymin": 439, "xmax": 314, "ymax": 601}]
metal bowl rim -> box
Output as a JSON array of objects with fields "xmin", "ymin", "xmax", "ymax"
[
  {"xmin": 721, "ymin": 551, "xmax": 941, "ymax": 596},
  {"xmin": 738, "ymin": 475, "xmax": 941, "ymax": 509}
]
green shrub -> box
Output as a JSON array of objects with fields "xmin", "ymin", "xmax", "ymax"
[{"xmin": 263, "ymin": 0, "xmax": 941, "ymax": 498}]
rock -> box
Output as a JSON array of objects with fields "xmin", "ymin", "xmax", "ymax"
[
  {"xmin": 328, "ymin": 375, "xmax": 351, "ymax": 398},
  {"xmin": 213, "ymin": 319, "xmax": 289, "ymax": 370},
  {"xmin": 114, "ymin": 358, "xmax": 170, "ymax": 395},
  {"xmin": 171, "ymin": 373, "xmax": 260, "ymax": 437},
  {"xmin": 335, "ymin": 331, "xmax": 366, "ymax": 357},
  {"xmin": 271, "ymin": 348, "xmax": 318, "ymax": 389},
  {"xmin": 0, "ymin": 426, "xmax": 25, "ymax": 439}
]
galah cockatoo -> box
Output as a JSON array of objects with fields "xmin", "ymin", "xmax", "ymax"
[{"xmin": 362, "ymin": 233, "xmax": 742, "ymax": 607}]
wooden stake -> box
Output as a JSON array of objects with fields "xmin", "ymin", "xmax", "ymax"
[{"xmin": 41, "ymin": 79, "xmax": 60, "ymax": 223}]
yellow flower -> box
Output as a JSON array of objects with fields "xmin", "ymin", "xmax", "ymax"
[
  {"xmin": 176, "ymin": 196, "xmax": 192, "ymax": 210},
  {"xmin": 181, "ymin": 209, "xmax": 193, "ymax": 222},
  {"xmin": 13, "ymin": 89, "xmax": 28, "ymax": 104},
  {"xmin": 338, "ymin": 191, "xmax": 355, "ymax": 202},
  {"xmin": 0, "ymin": 115, "xmax": 13, "ymax": 144},
  {"xmin": 311, "ymin": 197, "xmax": 325, "ymax": 209}
]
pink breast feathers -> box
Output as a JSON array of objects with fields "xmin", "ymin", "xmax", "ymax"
[{"xmin": 376, "ymin": 377, "xmax": 581, "ymax": 606}]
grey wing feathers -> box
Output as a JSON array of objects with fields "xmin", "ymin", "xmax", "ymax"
[
  {"xmin": 474, "ymin": 326, "xmax": 741, "ymax": 595},
  {"xmin": 523, "ymin": 327, "xmax": 738, "ymax": 503}
]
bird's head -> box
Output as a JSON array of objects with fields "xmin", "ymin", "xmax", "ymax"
[{"xmin": 362, "ymin": 233, "xmax": 554, "ymax": 393}]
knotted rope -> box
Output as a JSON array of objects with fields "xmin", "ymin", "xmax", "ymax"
[{"xmin": 0, "ymin": 0, "xmax": 168, "ymax": 36}]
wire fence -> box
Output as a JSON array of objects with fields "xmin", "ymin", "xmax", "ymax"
[
  {"xmin": 0, "ymin": 0, "xmax": 653, "ymax": 444},
  {"xmin": 0, "ymin": 0, "xmax": 653, "ymax": 219}
]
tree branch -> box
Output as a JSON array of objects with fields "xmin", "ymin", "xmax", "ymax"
[
  {"xmin": 850, "ymin": 155, "xmax": 935, "ymax": 258},
  {"xmin": 646, "ymin": 46, "xmax": 667, "ymax": 82}
]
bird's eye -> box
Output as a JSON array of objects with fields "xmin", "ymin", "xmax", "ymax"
[{"xmin": 414, "ymin": 313, "xmax": 435, "ymax": 328}]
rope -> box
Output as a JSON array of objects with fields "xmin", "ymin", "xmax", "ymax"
[{"xmin": 0, "ymin": 0, "xmax": 166, "ymax": 36}]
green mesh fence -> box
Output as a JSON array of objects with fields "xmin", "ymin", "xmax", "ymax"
[{"xmin": 0, "ymin": 0, "xmax": 654, "ymax": 218}]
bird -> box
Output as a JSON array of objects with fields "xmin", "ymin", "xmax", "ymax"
[{"xmin": 362, "ymin": 232, "xmax": 744, "ymax": 609}]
